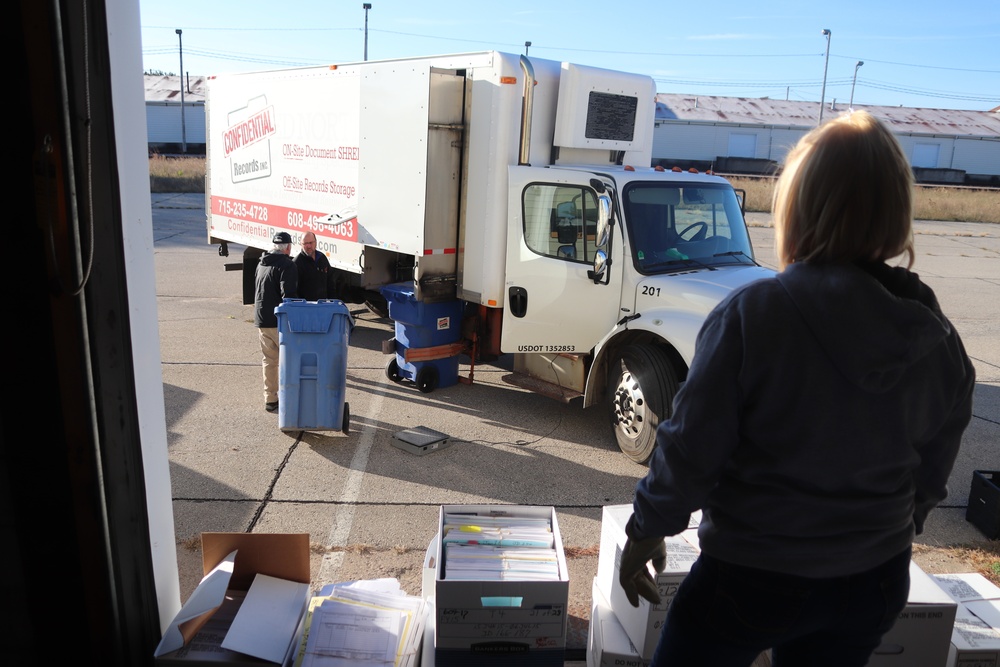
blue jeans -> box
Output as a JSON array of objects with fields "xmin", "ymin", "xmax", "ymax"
[{"xmin": 652, "ymin": 547, "xmax": 911, "ymax": 667}]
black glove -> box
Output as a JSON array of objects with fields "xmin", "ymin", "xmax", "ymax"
[{"xmin": 619, "ymin": 515, "xmax": 667, "ymax": 607}]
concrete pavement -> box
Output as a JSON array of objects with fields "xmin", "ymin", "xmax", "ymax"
[{"xmin": 153, "ymin": 193, "xmax": 999, "ymax": 663}]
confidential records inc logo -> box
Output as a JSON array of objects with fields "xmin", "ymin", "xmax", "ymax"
[{"xmin": 225, "ymin": 95, "xmax": 275, "ymax": 183}]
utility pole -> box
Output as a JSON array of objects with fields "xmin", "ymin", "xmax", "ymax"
[
  {"xmin": 363, "ymin": 4, "xmax": 372, "ymax": 61},
  {"xmin": 524, "ymin": 41, "xmax": 531, "ymax": 55},
  {"xmin": 818, "ymin": 28, "xmax": 831, "ymax": 125},
  {"xmin": 176, "ymin": 29, "xmax": 186, "ymax": 153},
  {"xmin": 850, "ymin": 60, "xmax": 864, "ymax": 107}
]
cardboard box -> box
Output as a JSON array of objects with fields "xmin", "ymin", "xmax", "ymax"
[
  {"xmin": 932, "ymin": 573, "xmax": 1000, "ymax": 667},
  {"xmin": 868, "ymin": 560, "xmax": 958, "ymax": 667},
  {"xmin": 967, "ymin": 471, "xmax": 1000, "ymax": 539},
  {"xmin": 588, "ymin": 578, "xmax": 649, "ymax": 667},
  {"xmin": 595, "ymin": 504, "xmax": 700, "ymax": 660},
  {"xmin": 433, "ymin": 505, "xmax": 569, "ymax": 667},
  {"xmin": 155, "ymin": 533, "xmax": 311, "ymax": 667},
  {"xmin": 587, "ymin": 575, "xmax": 772, "ymax": 667}
]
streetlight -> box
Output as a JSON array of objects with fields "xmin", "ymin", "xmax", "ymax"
[
  {"xmin": 524, "ymin": 41, "xmax": 531, "ymax": 55},
  {"xmin": 176, "ymin": 29, "xmax": 186, "ymax": 153},
  {"xmin": 818, "ymin": 28, "xmax": 831, "ymax": 125},
  {"xmin": 850, "ymin": 60, "xmax": 864, "ymax": 107},
  {"xmin": 363, "ymin": 4, "xmax": 372, "ymax": 61}
]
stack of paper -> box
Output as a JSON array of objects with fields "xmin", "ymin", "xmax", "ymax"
[
  {"xmin": 441, "ymin": 512, "xmax": 560, "ymax": 581},
  {"xmin": 292, "ymin": 579, "xmax": 426, "ymax": 667}
]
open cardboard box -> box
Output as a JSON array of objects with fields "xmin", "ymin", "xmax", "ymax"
[
  {"xmin": 433, "ymin": 505, "xmax": 570, "ymax": 667},
  {"xmin": 932, "ymin": 572, "xmax": 1000, "ymax": 667},
  {"xmin": 595, "ymin": 504, "xmax": 701, "ymax": 660},
  {"xmin": 155, "ymin": 533, "xmax": 311, "ymax": 666},
  {"xmin": 867, "ymin": 560, "xmax": 957, "ymax": 667}
]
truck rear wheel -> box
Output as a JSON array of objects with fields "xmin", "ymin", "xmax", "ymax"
[{"xmin": 608, "ymin": 344, "xmax": 678, "ymax": 464}]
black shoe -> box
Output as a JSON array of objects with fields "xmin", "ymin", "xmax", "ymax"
[{"xmin": 265, "ymin": 402, "xmax": 279, "ymax": 413}]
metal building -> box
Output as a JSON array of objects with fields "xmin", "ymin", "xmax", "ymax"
[
  {"xmin": 145, "ymin": 74, "xmax": 206, "ymax": 153},
  {"xmin": 654, "ymin": 94, "xmax": 1000, "ymax": 185}
]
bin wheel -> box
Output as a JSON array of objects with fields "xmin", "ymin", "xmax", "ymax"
[
  {"xmin": 416, "ymin": 366, "xmax": 439, "ymax": 393},
  {"xmin": 341, "ymin": 403, "xmax": 350, "ymax": 435},
  {"xmin": 386, "ymin": 358, "xmax": 403, "ymax": 383}
]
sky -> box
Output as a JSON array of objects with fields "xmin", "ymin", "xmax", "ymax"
[{"xmin": 139, "ymin": 0, "xmax": 1000, "ymax": 112}]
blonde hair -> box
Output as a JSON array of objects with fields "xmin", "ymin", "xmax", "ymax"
[{"xmin": 773, "ymin": 110, "xmax": 915, "ymax": 269}]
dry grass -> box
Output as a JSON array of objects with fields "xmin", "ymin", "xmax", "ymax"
[
  {"xmin": 914, "ymin": 542, "xmax": 1000, "ymax": 586},
  {"xmin": 148, "ymin": 157, "xmax": 996, "ymax": 223},
  {"xmin": 149, "ymin": 154, "xmax": 205, "ymax": 193},
  {"xmin": 726, "ymin": 175, "xmax": 1000, "ymax": 223}
]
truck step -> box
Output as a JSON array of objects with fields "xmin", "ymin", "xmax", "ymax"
[{"xmin": 501, "ymin": 373, "xmax": 582, "ymax": 404}]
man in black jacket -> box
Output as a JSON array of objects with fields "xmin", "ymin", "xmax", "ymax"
[
  {"xmin": 254, "ymin": 231, "xmax": 297, "ymax": 412},
  {"xmin": 293, "ymin": 231, "xmax": 332, "ymax": 300}
]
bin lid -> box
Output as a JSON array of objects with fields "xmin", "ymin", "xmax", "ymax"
[
  {"xmin": 380, "ymin": 282, "xmax": 415, "ymax": 301},
  {"xmin": 275, "ymin": 299, "xmax": 354, "ymax": 333}
]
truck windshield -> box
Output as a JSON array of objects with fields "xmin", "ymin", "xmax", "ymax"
[{"xmin": 622, "ymin": 183, "xmax": 756, "ymax": 273}]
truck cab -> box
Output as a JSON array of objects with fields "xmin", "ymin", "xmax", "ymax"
[{"xmin": 503, "ymin": 164, "xmax": 773, "ymax": 462}]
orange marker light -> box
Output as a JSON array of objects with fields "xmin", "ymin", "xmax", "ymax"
[{"xmin": 500, "ymin": 76, "xmax": 517, "ymax": 84}]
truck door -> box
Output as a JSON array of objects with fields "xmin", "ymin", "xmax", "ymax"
[{"xmin": 502, "ymin": 166, "xmax": 622, "ymax": 353}]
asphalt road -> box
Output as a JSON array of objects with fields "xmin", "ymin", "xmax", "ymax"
[{"xmin": 152, "ymin": 193, "xmax": 999, "ymax": 659}]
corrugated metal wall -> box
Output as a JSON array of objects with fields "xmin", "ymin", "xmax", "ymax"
[
  {"xmin": 653, "ymin": 123, "xmax": 810, "ymax": 163},
  {"xmin": 146, "ymin": 103, "xmax": 206, "ymax": 144},
  {"xmin": 953, "ymin": 138, "xmax": 1000, "ymax": 175},
  {"xmin": 654, "ymin": 122, "xmax": 1000, "ymax": 176}
]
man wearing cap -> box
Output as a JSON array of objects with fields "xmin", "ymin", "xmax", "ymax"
[
  {"xmin": 254, "ymin": 231, "xmax": 298, "ymax": 413},
  {"xmin": 294, "ymin": 231, "xmax": 332, "ymax": 300}
]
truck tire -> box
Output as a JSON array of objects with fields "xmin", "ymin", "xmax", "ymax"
[{"xmin": 608, "ymin": 344, "xmax": 678, "ymax": 464}]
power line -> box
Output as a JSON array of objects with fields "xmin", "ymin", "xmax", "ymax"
[{"xmin": 831, "ymin": 53, "xmax": 1000, "ymax": 74}]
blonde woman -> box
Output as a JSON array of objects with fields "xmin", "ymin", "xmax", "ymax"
[{"xmin": 620, "ymin": 111, "xmax": 975, "ymax": 667}]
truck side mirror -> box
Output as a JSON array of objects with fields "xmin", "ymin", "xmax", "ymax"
[
  {"xmin": 589, "ymin": 249, "xmax": 608, "ymax": 283},
  {"xmin": 594, "ymin": 193, "xmax": 612, "ymax": 248}
]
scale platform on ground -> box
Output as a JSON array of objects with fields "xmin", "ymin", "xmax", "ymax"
[{"xmin": 391, "ymin": 426, "xmax": 452, "ymax": 456}]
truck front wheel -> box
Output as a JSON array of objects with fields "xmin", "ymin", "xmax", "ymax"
[{"xmin": 608, "ymin": 344, "xmax": 678, "ymax": 464}]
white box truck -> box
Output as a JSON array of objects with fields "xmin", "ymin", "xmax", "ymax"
[{"xmin": 206, "ymin": 50, "xmax": 774, "ymax": 462}]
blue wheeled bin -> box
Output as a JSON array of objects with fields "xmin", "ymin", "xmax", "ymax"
[
  {"xmin": 380, "ymin": 282, "xmax": 464, "ymax": 393},
  {"xmin": 275, "ymin": 299, "xmax": 354, "ymax": 432}
]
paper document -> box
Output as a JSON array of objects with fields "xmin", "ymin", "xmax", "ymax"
[
  {"xmin": 153, "ymin": 550, "xmax": 237, "ymax": 657},
  {"xmin": 221, "ymin": 573, "xmax": 309, "ymax": 663}
]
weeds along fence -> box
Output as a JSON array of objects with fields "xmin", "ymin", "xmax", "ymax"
[
  {"xmin": 146, "ymin": 157, "xmax": 999, "ymax": 224},
  {"xmin": 724, "ymin": 174, "xmax": 1000, "ymax": 224}
]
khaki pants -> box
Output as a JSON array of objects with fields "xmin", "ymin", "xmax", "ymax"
[{"xmin": 258, "ymin": 327, "xmax": 280, "ymax": 403}]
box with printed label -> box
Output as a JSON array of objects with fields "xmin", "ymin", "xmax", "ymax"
[
  {"xmin": 867, "ymin": 560, "xmax": 958, "ymax": 667},
  {"xmin": 154, "ymin": 533, "xmax": 311, "ymax": 667},
  {"xmin": 595, "ymin": 504, "xmax": 700, "ymax": 660},
  {"xmin": 932, "ymin": 572, "xmax": 1000, "ymax": 667},
  {"xmin": 433, "ymin": 504, "xmax": 570, "ymax": 667},
  {"xmin": 588, "ymin": 577, "xmax": 649, "ymax": 667}
]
